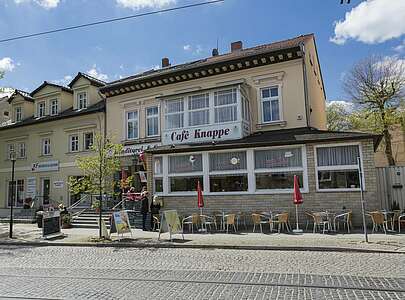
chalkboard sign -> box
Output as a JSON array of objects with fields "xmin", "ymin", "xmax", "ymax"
[
  {"xmin": 42, "ymin": 211, "xmax": 62, "ymax": 238},
  {"xmin": 126, "ymin": 210, "xmax": 151, "ymax": 230}
]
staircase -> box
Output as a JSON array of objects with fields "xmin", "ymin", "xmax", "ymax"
[{"xmin": 71, "ymin": 209, "xmax": 112, "ymax": 229}]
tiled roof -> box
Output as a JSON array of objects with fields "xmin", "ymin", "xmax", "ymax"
[
  {"xmin": 103, "ymin": 34, "xmax": 313, "ymax": 90},
  {"xmin": 8, "ymin": 89, "xmax": 34, "ymax": 103}
]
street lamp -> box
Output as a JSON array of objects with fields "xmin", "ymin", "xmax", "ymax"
[{"xmin": 9, "ymin": 150, "xmax": 16, "ymax": 239}]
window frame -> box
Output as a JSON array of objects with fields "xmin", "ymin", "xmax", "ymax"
[
  {"xmin": 77, "ymin": 92, "xmax": 88, "ymax": 110},
  {"xmin": 126, "ymin": 110, "xmax": 139, "ymax": 140},
  {"xmin": 7, "ymin": 178, "xmax": 25, "ymax": 208},
  {"xmin": 50, "ymin": 99, "xmax": 59, "ymax": 116},
  {"xmin": 42, "ymin": 138, "xmax": 51, "ymax": 156},
  {"xmin": 153, "ymin": 156, "xmax": 163, "ymax": 194},
  {"xmin": 314, "ymin": 142, "xmax": 363, "ymax": 192},
  {"xmin": 37, "ymin": 101, "xmax": 46, "ymax": 118},
  {"xmin": 145, "ymin": 106, "xmax": 160, "ymax": 137},
  {"xmin": 6, "ymin": 143, "xmax": 15, "ymax": 160},
  {"xmin": 188, "ymin": 93, "xmax": 210, "ymax": 127},
  {"xmin": 69, "ymin": 134, "xmax": 79, "ymax": 153},
  {"xmin": 17, "ymin": 142, "xmax": 26, "ymax": 159},
  {"xmin": 164, "ymin": 98, "xmax": 185, "ymax": 130},
  {"xmin": 259, "ymin": 84, "xmax": 283, "ymax": 124},
  {"xmin": 83, "ymin": 132, "xmax": 94, "ymax": 151},
  {"xmin": 213, "ymin": 88, "xmax": 238, "ymax": 124},
  {"xmin": 14, "ymin": 106, "xmax": 22, "ymax": 122}
]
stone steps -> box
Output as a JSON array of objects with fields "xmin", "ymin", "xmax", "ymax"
[{"xmin": 71, "ymin": 210, "xmax": 112, "ymax": 229}]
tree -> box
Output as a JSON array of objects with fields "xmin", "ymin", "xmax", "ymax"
[
  {"xmin": 326, "ymin": 102, "xmax": 353, "ymax": 131},
  {"xmin": 68, "ymin": 133, "xmax": 123, "ymax": 238},
  {"xmin": 343, "ymin": 55, "xmax": 405, "ymax": 165}
]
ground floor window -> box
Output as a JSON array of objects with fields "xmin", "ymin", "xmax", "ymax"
[
  {"xmin": 255, "ymin": 171, "xmax": 303, "ymax": 190},
  {"xmin": 318, "ymin": 170, "xmax": 360, "ymax": 190},
  {"xmin": 170, "ymin": 176, "xmax": 203, "ymax": 193},
  {"xmin": 8, "ymin": 179, "xmax": 25, "ymax": 207},
  {"xmin": 210, "ymin": 174, "xmax": 248, "ymax": 192}
]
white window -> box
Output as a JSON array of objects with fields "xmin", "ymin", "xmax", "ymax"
[
  {"xmin": 69, "ymin": 135, "xmax": 79, "ymax": 152},
  {"xmin": 126, "ymin": 111, "xmax": 139, "ymax": 140},
  {"xmin": 214, "ymin": 88, "xmax": 237, "ymax": 123},
  {"xmin": 316, "ymin": 144, "xmax": 361, "ymax": 191},
  {"xmin": 260, "ymin": 86, "xmax": 281, "ymax": 123},
  {"xmin": 209, "ymin": 151, "xmax": 248, "ymax": 192},
  {"xmin": 241, "ymin": 93, "xmax": 250, "ymax": 123},
  {"xmin": 77, "ymin": 92, "xmax": 87, "ymax": 110},
  {"xmin": 153, "ymin": 156, "xmax": 163, "ymax": 193},
  {"xmin": 146, "ymin": 106, "xmax": 159, "ymax": 137},
  {"xmin": 6, "ymin": 144, "xmax": 14, "ymax": 160},
  {"xmin": 188, "ymin": 93, "xmax": 210, "ymax": 126},
  {"xmin": 37, "ymin": 101, "xmax": 46, "ymax": 118},
  {"xmin": 84, "ymin": 132, "xmax": 94, "ymax": 150},
  {"xmin": 168, "ymin": 154, "xmax": 203, "ymax": 193},
  {"xmin": 42, "ymin": 138, "xmax": 51, "ymax": 155},
  {"xmin": 17, "ymin": 142, "xmax": 26, "ymax": 159},
  {"xmin": 8, "ymin": 179, "xmax": 25, "ymax": 207},
  {"xmin": 254, "ymin": 147, "xmax": 305, "ymax": 191},
  {"xmin": 50, "ymin": 99, "xmax": 58, "ymax": 115},
  {"xmin": 15, "ymin": 106, "xmax": 22, "ymax": 122},
  {"xmin": 165, "ymin": 99, "xmax": 184, "ymax": 129}
]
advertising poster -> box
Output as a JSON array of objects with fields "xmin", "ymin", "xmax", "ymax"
[{"xmin": 112, "ymin": 211, "xmax": 131, "ymax": 235}]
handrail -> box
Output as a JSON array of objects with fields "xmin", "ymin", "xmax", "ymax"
[
  {"xmin": 67, "ymin": 194, "xmax": 91, "ymax": 211},
  {"xmin": 72, "ymin": 208, "xmax": 88, "ymax": 219},
  {"xmin": 112, "ymin": 198, "xmax": 125, "ymax": 210}
]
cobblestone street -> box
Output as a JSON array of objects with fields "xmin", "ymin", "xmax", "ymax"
[{"xmin": 0, "ymin": 246, "xmax": 404, "ymax": 299}]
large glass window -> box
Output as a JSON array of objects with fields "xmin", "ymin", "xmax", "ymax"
[
  {"xmin": 146, "ymin": 106, "xmax": 159, "ymax": 136},
  {"xmin": 126, "ymin": 111, "xmax": 138, "ymax": 140},
  {"xmin": 261, "ymin": 86, "xmax": 280, "ymax": 123},
  {"xmin": 209, "ymin": 151, "xmax": 246, "ymax": 171},
  {"xmin": 210, "ymin": 175, "xmax": 248, "ymax": 192},
  {"xmin": 214, "ymin": 89, "xmax": 237, "ymax": 123},
  {"xmin": 165, "ymin": 99, "xmax": 184, "ymax": 129},
  {"xmin": 169, "ymin": 154, "xmax": 202, "ymax": 173},
  {"xmin": 153, "ymin": 156, "xmax": 163, "ymax": 194},
  {"xmin": 170, "ymin": 176, "xmax": 203, "ymax": 192},
  {"xmin": 254, "ymin": 147, "xmax": 305, "ymax": 191},
  {"xmin": 168, "ymin": 154, "xmax": 203, "ymax": 193},
  {"xmin": 316, "ymin": 145, "xmax": 361, "ymax": 190},
  {"xmin": 188, "ymin": 93, "xmax": 209, "ymax": 126}
]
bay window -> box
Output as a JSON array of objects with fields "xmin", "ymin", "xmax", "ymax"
[
  {"xmin": 214, "ymin": 88, "xmax": 237, "ymax": 123},
  {"xmin": 168, "ymin": 154, "xmax": 203, "ymax": 192},
  {"xmin": 188, "ymin": 93, "xmax": 210, "ymax": 126},
  {"xmin": 146, "ymin": 106, "xmax": 159, "ymax": 137},
  {"xmin": 165, "ymin": 99, "xmax": 184, "ymax": 129},
  {"xmin": 126, "ymin": 111, "xmax": 139, "ymax": 140},
  {"xmin": 254, "ymin": 147, "xmax": 305, "ymax": 191},
  {"xmin": 260, "ymin": 86, "xmax": 281, "ymax": 123},
  {"xmin": 316, "ymin": 144, "xmax": 361, "ymax": 190}
]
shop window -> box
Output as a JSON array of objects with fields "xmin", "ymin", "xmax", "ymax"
[
  {"xmin": 169, "ymin": 154, "xmax": 202, "ymax": 173},
  {"xmin": 126, "ymin": 111, "xmax": 139, "ymax": 140},
  {"xmin": 209, "ymin": 151, "xmax": 246, "ymax": 171},
  {"xmin": 214, "ymin": 88, "xmax": 237, "ymax": 123},
  {"xmin": 210, "ymin": 174, "xmax": 248, "ymax": 192},
  {"xmin": 165, "ymin": 99, "xmax": 184, "ymax": 129},
  {"xmin": 254, "ymin": 147, "xmax": 305, "ymax": 191},
  {"xmin": 153, "ymin": 157, "xmax": 163, "ymax": 175},
  {"xmin": 316, "ymin": 144, "xmax": 361, "ymax": 190},
  {"xmin": 153, "ymin": 156, "xmax": 163, "ymax": 194},
  {"xmin": 154, "ymin": 178, "xmax": 163, "ymax": 193},
  {"xmin": 260, "ymin": 86, "xmax": 281, "ymax": 123},
  {"xmin": 188, "ymin": 93, "xmax": 209, "ymax": 126},
  {"xmin": 8, "ymin": 179, "xmax": 25, "ymax": 207},
  {"xmin": 146, "ymin": 106, "xmax": 159, "ymax": 137},
  {"xmin": 170, "ymin": 176, "xmax": 203, "ymax": 193}
]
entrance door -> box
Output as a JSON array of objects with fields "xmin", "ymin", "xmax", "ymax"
[{"xmin": 41, "ymin": 178, "xmax": 50, "ymax": 205}]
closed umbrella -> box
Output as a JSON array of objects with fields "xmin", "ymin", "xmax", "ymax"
[
  {"xmin": 197, "ymin": 180, "xmax": 204, "ymax": 215},
  {"xmin": 293, "ymin": 175, "xmax": 303, "ymax": 234}
]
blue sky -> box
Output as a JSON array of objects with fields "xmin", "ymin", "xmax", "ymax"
[{"xmin": 0, "ymin": 0, "xmax": 404, "ymax": 101}]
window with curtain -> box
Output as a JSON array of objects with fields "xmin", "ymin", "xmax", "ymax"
[
  {"xmin": 169, "ymin": 154, "xmax": 202, "ymax": 173},
  {"xmin": 209, "ymin": 151, "xmax": 246, "ymax": 171},
  {"xmin": 254, "ymin": 147, "xmax": 304, "ymax": 191},
  {"xmin": 214, "ymin": 88, "xmax": 237, "ymax": 123},
  {"xmin": 146, "ymin": 106, "xmax": 159, "ymax": 136},
  {"xmin": 165, "ymin": 99, "xmax": 184, "ymax": 129},
  {"xmin": 153, "ymin": 156, "xmax": 163, "ymax": 193},
  {"xmin": 126, "ymin": 111, "xmax": 138, "ymax": 139},
  {"xmin": 261, "ymin": 86, "xmax": 280, "ymax": 123},
  {"xmin": 188, "ymin": 93, "xmax": 209, "ymax": 126},
  {"xmin": 168, "ymin": 154, "xmax": 203, "ymax": 193},
  {"xmin": 316, "ymin": 145, "xmax": 361, "ymax": 190}
]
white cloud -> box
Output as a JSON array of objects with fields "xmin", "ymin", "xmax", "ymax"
[
  {"xmin": 14, "ymin": 0, "xmax": 60, "ymax": 9},
  {"xmin": 0, "ymin": 57, "xmax": 16, "ymax": 72},
  {"xmin": 87, "ymin": 65, "xmax": 108, "ymax": 81},
  {"xmin": 394, "ymin": 40, "xmax": 405, "ymax": 53},
  {"xmin": 330, "ymin": 0, "xmax": 405, "ymax": 45},
  {"xmin": 52, "ymin": 75, "xmax": 73, "ymax": 86},
  {"xmin": 116, "ymin": 0, "xmax": 176, "ymax": 10},
  {"xmin": 183, "ymin": 44, "xmax": 191, "ymax": 51},
  {"xmin": 182, "ymin": 44, "xmax": 204, "ymax": 55}
]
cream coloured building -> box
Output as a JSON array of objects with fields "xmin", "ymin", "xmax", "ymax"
[
  {"xmin": 0, "ymin": 73, "xmax": 106, "ymax": 216},
  {"xmin": 101, "ymin": 34, "xmax": 382, "ymax": 224}
]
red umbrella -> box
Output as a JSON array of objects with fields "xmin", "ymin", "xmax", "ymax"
[
  {"xmin": 197, "ymin": 180, "xmax": 204, "ymax": 209},
  {"xmin": 293, "ymin": 175, "xmax": 303, "ymax": 233}
]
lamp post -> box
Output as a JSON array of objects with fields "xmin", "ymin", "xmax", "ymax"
[{"xmin": 9, "ymin": 150, "xmax": 16, "ymax": 239}]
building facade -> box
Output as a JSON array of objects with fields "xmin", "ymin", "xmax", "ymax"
[
  {"xmin": 101, "ymin": 34, "xmax": 381, "ymax": 225},
  {"xmin": 0, "ymin": 73, "xmax": 105, "ymax": 216}
]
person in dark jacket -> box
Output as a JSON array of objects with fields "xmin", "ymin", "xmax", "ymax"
[
  {"xmin": 150, "ymin": 195, "xmax": 161, "ymax": 230},
  {"xmin": 140, "ymin": 191, "xmax": 149, "ymax": 231}
]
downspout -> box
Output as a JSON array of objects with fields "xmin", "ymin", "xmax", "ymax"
[{"xmin": 300, "ymin": 42, "xmax": 310, "ymax": 128}]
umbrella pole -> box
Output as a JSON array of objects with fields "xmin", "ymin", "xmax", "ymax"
[{"xmin": 293, "ymin": 204, "xmax": 303, "ymax": 234}]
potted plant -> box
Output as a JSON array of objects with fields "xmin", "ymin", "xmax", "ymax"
[
  {"xmin": 61, "ymin": 213, "xmax": 72, "ymax": 229},
  {"xmin": 92, "ymin": 200, "xmax": 101, "ymax": 213}
]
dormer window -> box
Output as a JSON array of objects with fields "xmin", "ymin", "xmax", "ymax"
[
  {"xmin": 50, "ymin": 99, "xmax": 58, "ymax": 116},
  {"xmin": 37, "ymin": 101, "xmax": 46, "ymax": 118},
  {"xmin": 14, "ymin": 106, "xmax": 22, "ymax": 122},
  {"xmin": 77, "ymin": 92, "xmax": 87, "ymax": 110}
]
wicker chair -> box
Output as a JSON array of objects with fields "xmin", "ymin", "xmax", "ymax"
[
  {"xmin": 369, "ymin": 211, "xmax": 388, "ymax": 234},
  {"xmin": 312, "ymin": 213, "xmax": 330, "ymax": 234},
  {"xmin": 182, "ymin": 213, "xmax": 201, "ymax": 233},
  {"xmin": 251, "ymin": 213, "xmax": 269, "ymax": 233},
  {"xmin": 273, "ymin": 213, "xmax": 290, "ymax": 233},
  {"xmin": 224, "ymin": 214, "xmax": 237, "ymax": 233}
]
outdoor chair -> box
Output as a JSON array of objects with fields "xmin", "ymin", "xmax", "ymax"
[
  {"xmin": 224, "ymin": 214, "xmax": 237, "ymax": 233},
  {"xmin": 399, "ymin": 213, "xmax": 405, "ymax": 233},
  {"xmin": 305, "ymin": 212, "xmax": 314, "ymax": 231},
  {"xmin": 236, "ymin": 211, "xmax": 248, "ymax": 230},
  {"xmin": 152, "ymin": 215, "xmax": 161, "ymax": 231},
  {"xmin": 333, "ymin": 211, "xmax": 352, "ymax": 233},
  {"xmin": 391, "ymin": 210, "xmax": 401, "ymax": 231},
  {"xmin": 368, "ymin": 211, "xmax": 388, "ymax": 234},
  {"xmin": 251, "ymin": 213, "xmax": 269, "ymax": 233},
  {"xmin": 182, "ymin": 213, "xmax": 201, "ymax": 233},
  {"xmin": 200, "ymin": 215, "xmax": 217, "ymax": 231},
  {"xmin": 272, "ymin": 213, "xmax": 290, "ymax": 233},
  {"xmin": 312, "ymin": 213, "xmax": 330, "ymax": 234}
]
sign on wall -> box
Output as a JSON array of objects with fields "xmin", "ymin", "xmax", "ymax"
[
  {"xmin": 121, "ymin": 143, "xmax": 161, "ymax": 156},
  {"xmin": 162, "ymin": 123, "xmax": 243, "ymax": 145},
  {"xmin": 53, "ymin": 181, "xmax": 64, "ymax": 189},
  {"xmin": 32, "ymin": 160, "xmax": 59, "ymax": 172},
  {"xmin": 26, "ymin": 177, "xmax": 37, "ymax": 199}
]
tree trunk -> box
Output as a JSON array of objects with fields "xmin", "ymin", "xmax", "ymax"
[{"xmin": 383, "ymin": 128, "xmax": 395, "ymax": 166}]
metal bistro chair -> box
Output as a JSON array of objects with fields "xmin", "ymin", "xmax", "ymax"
[
  {"xmin": 200, "ymin": 215, "xmax": 217, "ymax": 232},
  {"xmin": 305, "ymin": 212, "xmax": 315, "ymax": 231},
  {"xmin": 333, "ymin": 211, "xmax": 352, "ymax": 233},
  {"xmin": 390, "ymin": 210, "xmax": 401, "ymax": 231},
  {"xmin": 251, "ymin": 213, "xmax": 269, "ymax": 233},
  {"xmin": 312, "ymin": 213, "xmax": 330, "ymax": 234},
  {"xmin": 182, "ymin": 213, "xmax": 201, "ymax": 233},
  {"xmin": 368, "ymin": 211, "xmax": 388, "ymax": 234},
  {"xmin": 152, "ymin": 215, "xmax": 161, "ymax": 231},
  {"xmin": 398, "ymin": 213, "xmax": 405, "ymax": 233},
  {"xmin": 272, "ymin": 213, "xmax": 291, "ymax": 233},
  {"xmin": 224, "ymin": 214, "xmax": 237, "ymax": 233}
]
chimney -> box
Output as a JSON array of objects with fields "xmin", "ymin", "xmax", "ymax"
[
  {"xmin": 231, "ymin": 41, "xmax": 243, "ymax": 53},
  {"xmin": 161, "ymin": 57, "xmax": 170, "ymax": 68},
  {"xmin": 212, "ymin": 48, "xmax": 219, "ymax": 56}
]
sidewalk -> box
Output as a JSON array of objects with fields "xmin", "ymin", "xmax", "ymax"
[{"xmin": 1, "ymin": 223, "xmax": 405, "ymax": 253}]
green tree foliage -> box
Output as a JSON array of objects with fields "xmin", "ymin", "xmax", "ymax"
[{"xmin": 326, "ymin": 102, "xmax": 353, "ymax": 131}]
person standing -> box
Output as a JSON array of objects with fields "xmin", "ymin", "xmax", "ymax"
[
  {"xmin": 150, "ymin": 195, "xmax": 161, "ymax": 231},
  {"xmin": 140, "ymin": 190, "xmax": 149, "ymax": 231}
]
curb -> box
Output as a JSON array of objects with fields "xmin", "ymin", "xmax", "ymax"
[{"xmin": 0, "ymin": 240, "xmax": 404, "ymax": 254}]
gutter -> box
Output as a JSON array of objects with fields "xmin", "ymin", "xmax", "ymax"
[{"xmin": 300, "ymin": 42, "xmax": 310, "ymax": 127}]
